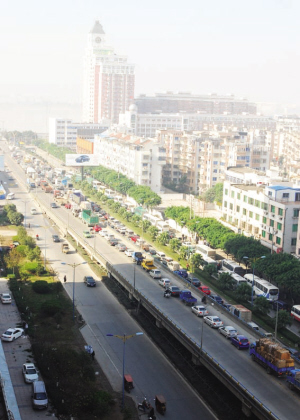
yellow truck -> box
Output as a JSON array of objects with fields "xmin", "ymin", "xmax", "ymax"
[
  {"xmin": 141, "ymin": 259, "xmax": 156, "ymax": 272},
  {"xmin": 61, "ymin": 243, "xmax": 70, "ymax": 254}
]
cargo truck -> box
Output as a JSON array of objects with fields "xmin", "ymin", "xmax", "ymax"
[
  {"xmin": 230, "ymin": 304, "xmax": 252, "ymax": 322},
  {"xmin": 82, "ymin": 209, "xmax": 99, "ymax": 227},
  {"xmin": 80, "ymin": 201, "xmax": 92, "ymax": 211},
  {"xmin": 61, "ymin": 243, "xmax": 70, "ymax": 254},
  {"xmin": 287, "ymin": 369, "xmax": 300, "ymax": 391},
  {"xmin": 179, "ymin": 290, "xmax": 197, "ymax": 306},
  {"xmin": 249, "ymin": 339, "xmax": 294, "ymax": 376},
  {"xmin": 132, "ymin": 251, "xmax": 144, "ymax": 265},
  {"xmin": 141, "ymin": 259, "xmax": 156, "ymax": 272}
]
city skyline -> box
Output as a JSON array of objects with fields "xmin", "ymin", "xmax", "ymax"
[{"xmin": 0, "ymin": 0, "xmax": 299, "ymax": 131}]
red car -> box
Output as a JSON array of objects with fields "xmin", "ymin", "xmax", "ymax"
[
  {"xmin": 198, "ymin": 285, "xmax": 211, "ymax": 295},
  {"xmin": 130, "ymin": 235, "xmax": 140, "ymax": 242},
  {"xmin": 65, "ymin": 203, "xmax": 72, "ymax": 209},
  {"xmin": 93, "ymin": 225, "xmax": 102, "ymax": 232}
]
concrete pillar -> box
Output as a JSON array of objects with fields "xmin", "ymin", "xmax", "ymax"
[{"xmin": 242, "ymin": 400, "xmax": 252, "ymax": 418}]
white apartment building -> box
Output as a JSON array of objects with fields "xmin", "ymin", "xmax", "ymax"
[
  {"xmin": 93, "ymin": 134, "xmax": 166, "ymax": 193},
  {"xmin": 82, "ymin": 21, "xmax": 135, "ymax": 124},
  {"xmin": 222, "ymin": 167, "xmax": 300, "ymax": 254},
  {"xmin": 48, "ymin": 118, "xmax": 108, "ymax": 150}
]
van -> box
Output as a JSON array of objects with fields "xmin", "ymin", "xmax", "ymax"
[
  {"xmin": 7, "ymin": 193, "xmax": 15, "ymax": 200},
  {"xmin": 31, "ymin": 208, "xmax": 37, "ymax": 215},
  {"xmin": 32, "ymin": 381, "xmax": 48, "ymax": 409},
  {"xmin": 156, "ymin": 251, "xmax": 166, "ymax": 260},
  {"xmin": 247, "ymin": 322, "xmax": 260, "ymax": 332}
]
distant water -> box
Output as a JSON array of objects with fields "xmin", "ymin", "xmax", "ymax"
[{"xmin": 0, "ymin": 102, "xmax": 81, "ymax": 133}]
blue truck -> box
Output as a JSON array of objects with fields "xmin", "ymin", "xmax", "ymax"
[
  {"xmin": 179, "ymin": 290, "xmax": 197, "ymax": 306},
  {"xmin": 287, "ymin": 369, "xmax": 300, "ymax": 391},
  {"xmin": 132, "ymin": 251, "xmax": 144, "ymax": 265},
  {"xmin": 249, "ymin": 341, "xmax": 294, "ymax": 376}
]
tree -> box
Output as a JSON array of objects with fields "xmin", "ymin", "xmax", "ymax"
[
  {"xmin": 4, "ymin": 248, "xmax": 22, "ymax": 274},
  {"xmin": 203, "ymin": 264, "xmax": 217, "ymax": 275},
  {"xmin": 234, "ymin": 283, "xmax": 252, "ymax": 302},
  {"xmin": 218, "ymin": 272, "xmax": 235, "ymax": 290},
  {"xmin": 157, "ymin": 232, "xmax": 169, "ymax": 246},
  {"xmin": 141, "ymin": 220, "xmax": 151, "ymax": 232},
  {"xmin": 148, "ymin": 226, "xmax": 159, "ymax": 241},
  {"xmin": 179, "ymin": 246, "xmax": 189, "ymax": 261},
  {"xmin": 274, "ymin": 310, "xmax": 292, "ymax": 330},
  {"xmin": 190, "ymin": 253, "xmax": 203, "ymax": 272},
  {"xmin": 169, "ymin": 238, "xmax": 181, "ymax": 252},
  {"xmin": 253, "ymin": 296, "xmax": 270, "ymax": 315}
]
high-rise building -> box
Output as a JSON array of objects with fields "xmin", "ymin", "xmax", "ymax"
[{"xmin": 82, "ymin": 21, "xmax": 135, "ymax": 124}]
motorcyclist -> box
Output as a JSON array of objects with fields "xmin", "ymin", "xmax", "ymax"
[{"xmin": 36, "ymin": 234, "xmax": 39, "ymax": 240}]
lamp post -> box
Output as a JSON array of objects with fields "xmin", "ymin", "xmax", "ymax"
[
  {"xmin": 106, "ymin": 332, "xmax": 143, "ymax": 410},
  {"xmin": 21, "ymin": 200, "xmax": 30, "ymax": 228},
  {"xmin": 61, "ymin": 261, "xmax": 87, "ymax": 320},
  {"xmin": 243, "ymin": 256, "xmax": 266, "ymax": 306}
]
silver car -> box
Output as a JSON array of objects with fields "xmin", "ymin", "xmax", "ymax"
[
  {"xmin": 203, "ymin": 316, "xmax": 223, "ymax": 328},
  {"xmin": 191, "ymin": 305, "xmax": 209, "ymax": 317},
  {"xmin": 218, "ymin": 326, "xmax": 238, "ymax": 338}
]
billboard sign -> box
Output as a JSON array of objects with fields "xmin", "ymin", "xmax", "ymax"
[{"xmin": 65, "ymin": 154, "xmax": 98, "ymax": 167}]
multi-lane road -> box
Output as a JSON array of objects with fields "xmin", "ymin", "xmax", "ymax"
[{"xmin": 4, "ymin": 143, "xmax": 300, "ymax": 420}]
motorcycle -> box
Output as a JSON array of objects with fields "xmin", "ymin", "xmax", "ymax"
[
  {"xmin": 36, "ymin": 235, "xmax": 39, "ymax": 241},
  {"xmin": 138, "ymin": 397, "xmax": 151, "ymax": 412},
  {"xmin": 164, "ymin": 289, "xmax": 171, "ymax": 298}
]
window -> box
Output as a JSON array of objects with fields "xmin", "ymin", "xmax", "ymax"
[
  {"xmin": 236, "ymin": 205, "xmax": 240, "ymax": 212},
  {"xmin": 271, "ymin": 205, "xmax": 275, "ymax": 213},
  {"xmin": 225, "ymin": 189, "xmax": 228, "ymax": 195},
  {"xmin": 282, "ymin": 193, "xmax": 289, "ymax": 198},
  {"xmin": 255, "ymin": 200, "xmax": 260, "ymax": 208},
  {"xmin": 249, "ymin": 211, "xmax": 253, "ymax": 218},
  {"xmin": 263, "ymin": 216, "xmax": 267, "ymax": 224},
  {"xmin": 262, "ymin": 230, "xmax": 266, "ymax": 238},
  {"xmin": 291, "ymin": 238, "xmax": 297, "ymax": 246},
  {"xmin": 262, "ymin": 203, "xmax": 268, "ymax": 211},
  {"xmin": 230, "ymin": 203, "xmax": 233, "ymax": 210},
  {"xmin": 237, "ymin": 193, "xmax": 241, "ymax": 200},
  {"xmin": 224, "ymin": 201, "xmax": 227, "ymax": 208},
  {"xmin": 243, "ymin": 208, "xmax": 247, "ymax": 215},
  {"xmin": 270, "ymin": 219, "xmax": 274, "ymax": 227},
  {"xmin": 277, "ymin": 222, "xmax": 282, "ymax": 231},
  {"xmin": 276, "ymin": 237, "xmax": 281, "ymax": 245},
  {"xmin": 255, "ymin": 214, "xmax": 260, "ymax": 221},
  {"xmin": 231, "ymin": 191, "xmax": 235, "ymax": 198},
  {"xmin": 243, "ymin": 196, "xmax": 247, "ymax": 203},
  {"xmin": 278, "ymin": 208, "xmax": 283, "ymax": 216},
  {"xmin": 269, "ymin": 233, "xmax": 273, "ymax": 240},
  {"xmin": 249, "ymin": 198, "xmax": 254, "ymax": 205},
  {"xmin": 292, "ymin": 224, "xmax": 298, "ymax": 232},
  {"xmin": 293, "ymin": 209, "xmax": 299, "ymax": 217}
]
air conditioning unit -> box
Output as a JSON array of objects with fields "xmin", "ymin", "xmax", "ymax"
[
  {"xmin": 279, "ymin": 217, "xmax": 283, "ymax": 220},
  {"xmin": 261, "ymin": 224, "xmax": 264, "ymax": 227},
  {"xmin": 272, "ymin": 213, "xmax": 275, "ymax": 217},
  {"xmin": 264, "ymin": 211, "xmax": 268, "ymax": 215}
]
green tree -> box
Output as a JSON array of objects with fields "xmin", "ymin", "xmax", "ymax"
[
  {"xmin": 157, "ymin": 232, "xmax": 170, "ymax": 246},
  {"xmin": 203, "ymin": 264, "xmax": 218, "ymax": 275},
  {"xmin": 148, "ymin": 226, "xmax": 159, "ymax": 241},
  {"xmin": 4, "ymin": 248, "xmax": 22, "ymax": 274},
  {"xmin": 190, "ymin": 253, "xmax": 203, "ymax": 271},
  {"xmin": 179, "ymin": 246, "xmax": 189, "ymax": 261},
  {"xmin": 169, "ymin": 238, "xmax": 181, "ymax": 252},
  {"xmin": 253, "ymin": 296, "xmax": 270, "ymax": 315},
  {"xmin": 234, "ymin": 282, "xmax": 252, "ymax": 302},
  {"xmin": 218, "ymin": 272, "xmax": 235, "ymax": 290},
  {"xmin": 274, "ymin": 310, "xmax": 292, "ymax": 330},
  {"xmin": 141, "ymin": 220, "xmax": 151, "ymax": 232}
]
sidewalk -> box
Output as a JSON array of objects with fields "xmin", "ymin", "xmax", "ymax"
[{"xmin": 0, "ymin": 278, "xmax": 56, "ymax": 419}]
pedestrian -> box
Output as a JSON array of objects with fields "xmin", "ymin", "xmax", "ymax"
[
  {"xmin": 24, "ymin": 323, "xmax": 28, "ymax": 335},
  {"xmin": 91, "ymin": 350, "xmax": 95, "ymax": 360},
  {"xmin": 64, "ymin": 275, "xmax": 67, "ymax": 283}
]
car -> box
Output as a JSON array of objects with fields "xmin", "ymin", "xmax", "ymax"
[
  {"xmin": 84, "ymin": 276, "xmax": 96, "ymax": 287},
  {"xmin": 109, "ymin": 239, "xmax": 119, "ymax": 246},
  {"xmin": 1, "ymin": 327, "xmax": 24, "ymax": 342},
  {"xmin": 100, "ymin": 230, "xmax": 108, "ymax": 237},
  {"xmin": 203, "ymin": 316, "xmax": 223, "ymax": 328},
  {"xmin": 158, "ymin": 278, "xmax": 171, "ymax": 288},
  {"xmin": 218, "ymin": 326, "xmax": 238, "ymax": 339},
  {"xmin": 174, "ymin": 270, "xmax": 188, "ymax": 279},
  {"xmin": 22, "ymin": 363, "xmax": 39, "ymax": 383},
  {"xmin": 187, "ymin": 276, "xmax": 201, "ymax": 287},
  {"xmin": 210, "ymin": 295, "xmax": 224, "ymax": 305},
  {"xmin": 230, "ymin": 335, "xmax": 250, "ymax": 350},
  {"xmin": 125, "ymin": 249, "xmax": 134, "ymax": 257},
  {"xmin": 149, "ymin": 269, "xmax": 162, "ymax": 279},
  {"xmin": 93, "ymin": 225, "xmax": 102, "ymax": 232},
  {"xmin": 247, "ymin": 322, "xmax": 260, "ymax": 332},
  {"xmin": 149, "ymin": 248, "xmax": 156, "ymax": 255},
  {"xmin": 83, "ymin": 230, "xmax": 92, "ymax": 238},
  {"xmin": 166, "ymin": 286, "xmax": 181, "ymax": 297},
  {"xmin": 117, "ymin": 243, "xmax": 126, "ymax": 252},
  {"xmin": 0, "ymin": 293, "xmax": 12, "ymax": 304},
  {"xmin": 50, "ymin": 202, "xmax": 57, "ymax": 208},
  {"xmin": 191, "ymin": 305, "xmax": 209, "ymax": 317},
  {"xmin": 75, "ymin": 155, "xmax": 90, "ymax": 163},
  {"xmin": 198, "ymin": 285, "xmax": 211, "ymax": 295},
  {"xmin": 272, "ymin": 300, "xmax": 288, "ymax": 311},
  {"xmin": 130, "ymin": 235, "xmax": 140, "ymax": 242},
  {"xmin": 286, "ymin": 348, "xmax": 300, "ymax": 364},
  {"xmin": 52, "ymin": 234, "xmax": 60, "ymax": 243},
  {"xmin": 65, "ymin": 203, "xmax": 72, "ymax": 209}
]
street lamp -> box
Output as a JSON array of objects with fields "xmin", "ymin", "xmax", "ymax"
[
  {"xmin": 243, "ymin": 256, "xmax": 266, "ymax": 306},
  {"xmin": 106, "ymin": 332, "xmax": 143, "ymax": 410},
  {"xmin": 21, "ymin": 200, "xmax": 30, "ymax": 228},
  {"xmin": 61, "ymin": 261, "xmax": 87, "ymax": 320}
]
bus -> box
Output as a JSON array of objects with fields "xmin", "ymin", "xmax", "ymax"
[
  {"xmin": 222, "ymin": 259, "xmax": 245, "ymax": 276},
  {"xmin": 244, "ymin": 274, "xmax": 279, "ymax": 301},
  {"xmin": 195, "ymin": 244, "xmax": 216, "ymax": 258},
  {"xmin": 200, "ymin": 255, "xmax": 218, "ymax": 268},
  {"xmin": 291, "ymin": 305, "xmax": 300, "ymax": 322},
  {"xmin": 230, "ymin": 273, "xmax": 248, "ymax": 288}
]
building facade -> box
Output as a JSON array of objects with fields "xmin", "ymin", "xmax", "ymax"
[{"xmin": 82, "ymin": 21, "xmax": 135, "ymax": 124}]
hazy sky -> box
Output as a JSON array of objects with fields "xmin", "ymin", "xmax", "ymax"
[{"xmin": 0, "ymin": 0, "xmax": 299, "ymax": 126}]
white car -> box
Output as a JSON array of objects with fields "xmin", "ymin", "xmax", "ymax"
[
  {"xmin": 22, "ymin": 363, "xmax": 39, "ymax": 383},
  {"xmin": 149, "ymin": 269, "xmax": 162, "ymax": 279},
  {"xmin": 218, "ymin": 326, "xmax": 238, "ymax": 338},
  {"xmin": 191, "ymin": 305, "xmax": 209, "ymax": 317},
  {"xmin": 117, "ymin": 243, "xmax": 126, "ymax": 252},
  {"xmin": 100, "ymin": 230, "xmax": 108, "ymax": 237},
  {"xmin": 203, "ymin": 316, "xmax": 223, "ymax": 328},
  {"xmin": 125, "ymin": 249, "xmax": 134, "ymax": 257},
  {"xmin": 158, "ymin": 278, "xmax": 171, "ymax": 288},
  {"xmin": 2, "ymin": 327, "xmax": 24, "ymax": 342},
  {"xmin": 0, "ymin": 293, "xmax": 12, "ymax": 304}
]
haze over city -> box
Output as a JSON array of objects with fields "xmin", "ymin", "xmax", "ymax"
[{"xmin": 0, "ymin": 0, "xmax": 299, "ymax": 131}]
